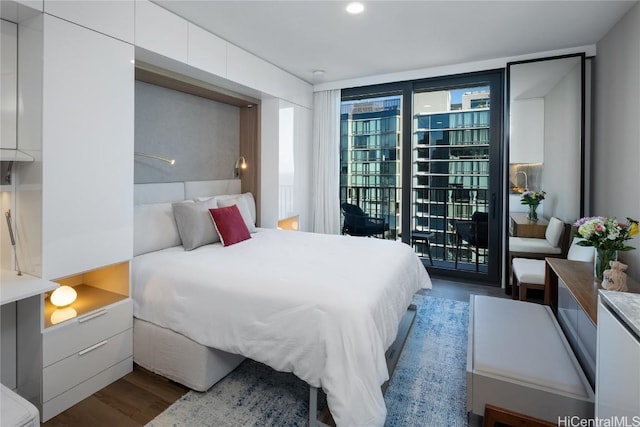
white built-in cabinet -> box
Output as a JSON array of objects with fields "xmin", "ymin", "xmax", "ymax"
[
  {"xmin": 509, "ymin": 98, "xmax": 544, "ymax": 164},
  {"xmin": 13, "ymin": 11, "xmax": 134, "ymax": 421},
  {"xmin": 1, "ymin": 19, "xmax": 17, "ymax": 149},
  {"xmin": 19, "ymin": 13, "xmax": 134, "ymax": 281},
  {"xmin": 596, "ymin": 298, "xmax": 640, "ymax": 418},
  {"xmin": 135, "ymin": 0, "xmax": 188, "ymax": 63},
  {"xmin": 43, "ymin": 0, "xmax": 134, "ymax": 43}
]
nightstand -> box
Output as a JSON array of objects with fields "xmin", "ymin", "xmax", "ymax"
[{"xmin": 41, "ymin": 262, "xmax": 132, "ymax": 421}]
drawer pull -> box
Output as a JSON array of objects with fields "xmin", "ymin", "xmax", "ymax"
[
  {"xmin": 78, "ymin": 340, "xmax": 108, "ymax": 356},
  {"xmin": 77, "ymin": 309, "xmax": 108, "ymax": 323}
]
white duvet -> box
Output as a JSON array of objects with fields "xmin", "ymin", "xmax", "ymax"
[{"xmin": 132, "ymin": 229, "xmax": 431, "ymax": 426}]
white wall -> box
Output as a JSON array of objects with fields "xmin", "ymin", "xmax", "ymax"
[
  {"xmin": 542, "ymin": 63, "xmax": 581, "ymax": 223},
  {"xmin": 260, "ymin": 97, "xmax": 279, "ymax": 228},
  {"xmin": 593, "ymin": 2, "xmax": 640, "ymax": 279},
  {"xmin": 293, "ymin": 104, "xmax": 313, "ymax": 232}
]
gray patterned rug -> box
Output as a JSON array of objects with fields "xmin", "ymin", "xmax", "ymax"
[{"xmin": 146, "ymin": 295, "xmax": 469, "ymax": 427}]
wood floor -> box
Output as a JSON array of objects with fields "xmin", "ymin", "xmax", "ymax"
[{"xmin": 42, "ymin": 276, "xmax": 507, "ymax": 427}]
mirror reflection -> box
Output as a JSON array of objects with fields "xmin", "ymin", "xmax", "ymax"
[{"xmin": 508, "ymin": 55, "xmax": 584, "ymax": 222}]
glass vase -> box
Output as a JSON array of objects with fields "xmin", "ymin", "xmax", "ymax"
[
  {"xmin": 527, "ymin": 204, "xmax": 538, "ymax": 222},
  {"xmin": 594, "ymin": 248, "xmax": 618, "ymax": 285}
]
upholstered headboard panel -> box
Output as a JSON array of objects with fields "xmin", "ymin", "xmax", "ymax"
[
  {"xmin": 134, "ymin": 182, "xmax": 185, "ymax": 205},
  {"xmin": 133, "ymin": 179, "xmax": 241, "ymax": 205},
  {"xmin": 185, "ymin": 180, "xmax": 241, "ymax": 200},
  {"xmin": 133, "ymin": 179, "xmax": 243, "ymax": 256}
]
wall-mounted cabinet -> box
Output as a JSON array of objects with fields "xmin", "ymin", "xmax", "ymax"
[
  {"xmin": 509, "ymin": 98, "xmax": 543, "ymax": 164},
  {"xmin": 17, "ymin": 14, "xmax": 134, "ymax": 280},
  {"xmin": 43, "ymin": 0, "xmax": 134, "ymax": 44},
  {"xmin": 1, "ymin": 19, "xmax": 18, "ymax": 150},
  {"xmin": 135, "ymin": 0, "xmax": 187, "ymax": 63}
]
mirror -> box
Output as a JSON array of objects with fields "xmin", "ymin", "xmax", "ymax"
[{"xmin": 507, "ymin": 54, "xmax": 585, "ymax": 223}]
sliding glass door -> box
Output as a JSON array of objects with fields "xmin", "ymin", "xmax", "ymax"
[
  {"xmin": 341, "ymin": 71, "xmax": 503, "ymax": 284},
  {"xmin": 340, "ymin": 94, "xmax": 403, "ymax": 240}
]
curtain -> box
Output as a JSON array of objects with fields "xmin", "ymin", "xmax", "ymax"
[{"xmin": 311, "ymin": 90, "xmax": 341, "ymax": 234}]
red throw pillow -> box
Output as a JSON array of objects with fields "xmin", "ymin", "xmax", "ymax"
[{"xmin": 209, "ymin": 205, "xmax": 251, "ymax": 246}]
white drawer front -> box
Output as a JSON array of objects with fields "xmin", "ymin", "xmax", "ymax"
[
  {"xmin": 42, "ymin": 357, "xmax": 132, "ymax": 422},
  {"xmin": 43, "ymin": 299, "xmax": 132, "ymax": 367},
  {"xmin": 43, "ymin": 328, "xmax": 132, "ymax": 401}
]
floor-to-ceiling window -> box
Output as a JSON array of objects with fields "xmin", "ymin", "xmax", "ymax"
[
  {"xmin": 341, "ymin": 71, "xmax": 503, "ymax": 283},
  {"xmin": 340, "ymin": 95, "xmax": 402, "ymax": 239}
]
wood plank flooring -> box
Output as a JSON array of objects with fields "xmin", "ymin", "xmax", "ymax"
[{"xmin": 42, "ymin": 276, "xmax": 506, "ymax": 426}]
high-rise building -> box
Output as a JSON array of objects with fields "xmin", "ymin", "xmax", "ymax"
[{"xmin": 340, "ymin": 97, "xmax": 401, "ymax": 239}]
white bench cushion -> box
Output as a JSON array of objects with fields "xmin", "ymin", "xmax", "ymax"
[
  {"xmin": 1, "ymin": 384, "xmax": 39, "ymax": 427},
  {"xmin": 509, "ymin": 236, "xmax": 563, "ymax": 254},
  {"xmin": 512, "ymin": 258, "xmax": 545, "ymax": 284},
  {"xmin": 472, "ymin": 296, "xmax": 591, "ymax": 397}
]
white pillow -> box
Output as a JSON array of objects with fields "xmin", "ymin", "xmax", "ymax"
[
  {"xmin": 216, "ymin": 196, "xmax": 257, "ymax": 233},
  {"xmin": 545, "ymin": 217, "xmax": 565, "ymax": 247},
  {"xmin": 212, "ymin": 193, "xmax": 256, "ymax": 225},
  {"xmin": 172, "ymin": 198, "xmax": 220, "ymax": 250},
  {"xmin": 134, "ymin": 203, "xmax": 182, "ymax": 256}
]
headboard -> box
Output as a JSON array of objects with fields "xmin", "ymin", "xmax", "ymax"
[
  {"xmin": 133, "ymin": 179, "xmax": 243, "ymax": 256},
  {"xmin": 134, "ymin": 179, "xmax": 242, "ymax": 205}
]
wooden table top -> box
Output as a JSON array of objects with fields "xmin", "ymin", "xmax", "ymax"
[
  {"xmin": 510, "ymin": 212, "xmax": 550, "ymax": 226},
  {"xmin": 546, "ymin": 257, "xmax": 640, "ymax": 324}
]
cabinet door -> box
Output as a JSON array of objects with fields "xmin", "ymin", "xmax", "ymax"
[
  {"xmin": 596, "ymin": 301, "xmax": 640, "ymax": 417},
  {"xmin": 509, "ymin": 98, "xmax": 543, "ymax": 164},
  {"xmin": 135, "ymin": 0, "xmax": 187, "ymax": 62},
  {"xmin": 44, "ymin": 0, "xmax": 134, "ymax": 44},
  {"xmin": 1, "ymin": 20, "xmax": 17, "ymax": 149},
  {"xmin": 42, "ymin": 15, "xmax": 133, "ymax": 279}
]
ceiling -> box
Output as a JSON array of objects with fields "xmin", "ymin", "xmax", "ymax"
[{"xmin": 155, "ymin": 0, "xmax": 637, "ymax": 85}]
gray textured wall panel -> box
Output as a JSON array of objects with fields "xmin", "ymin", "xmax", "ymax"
[{"xmin": 134, "ymin": 81, "xmax": 240, "ymax": 184}]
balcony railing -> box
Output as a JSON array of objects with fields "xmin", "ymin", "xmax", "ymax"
[{"xmin": 340, "ymin": 184, "xmax": 489, "ymax": 271}]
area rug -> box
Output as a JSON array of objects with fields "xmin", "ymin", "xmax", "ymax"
[{"xmin": 146, "ymin": 295, "xmax": 469, "ymax": 427}]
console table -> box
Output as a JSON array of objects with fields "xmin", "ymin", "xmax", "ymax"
[{"xmin": 544, "ymin": 258, "xmax": 640, "ymax": 387}]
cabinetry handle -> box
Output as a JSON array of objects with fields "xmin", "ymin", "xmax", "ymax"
[
  {"xmin": 77, "ymin": 309, "xmax": 108, "ymax": 323},
  {"xmin": 78, "ymin": 340, "xmax": 107, "ymax": 356}
]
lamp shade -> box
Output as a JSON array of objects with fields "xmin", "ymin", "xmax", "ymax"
[{"xmin": 50, "ymin": 285, "xmax": 77, "ymax": 307}]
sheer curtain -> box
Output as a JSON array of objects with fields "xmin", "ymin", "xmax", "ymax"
[{"xmin": 311, "ymin": 90, "xmax": 341, "ymax": 234}]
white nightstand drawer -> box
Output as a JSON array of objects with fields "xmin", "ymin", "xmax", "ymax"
[
  {"xmin": 43, "ymin": 298, "xmax": 132, "ymax": 367},
  {"xmin": 43, "ymin": 327, "xmax": 132, "ymax": 401}
]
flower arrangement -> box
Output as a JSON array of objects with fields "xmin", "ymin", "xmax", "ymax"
[
  {"xmin": 574, "ymin": 216, "xmax": 639, "ymax": 283},
  {"xmin": 574, "ymin": 216, "xmax": 639, "ymax": 252},
  {"xmin": 520, "ymin": 190, "xmax": 546, "ymax": 207},
  {"xmin": 520, "ymin": 190, "xmax": 546, "ymax": 221}
]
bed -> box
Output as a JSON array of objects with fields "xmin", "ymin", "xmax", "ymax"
[{"xmin": 132, "ymin": 180, "xmax": 431, "ymax": 426}]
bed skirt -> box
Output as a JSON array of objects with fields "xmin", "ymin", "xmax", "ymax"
[{"xmin": 133, "ymin": 318, "xmax": 245, "ymax": 391}]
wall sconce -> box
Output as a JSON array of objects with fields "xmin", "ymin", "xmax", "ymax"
[
  {"xmin": 50, "ymin": 285, "xmax": 77, "ymax": 307},
  {"xmin": 234, "ymin": 156, "xmax": 247, "ymax": 178},
  {"xmin": 134, "ymin": 152, "xmax": 175, "ymax": 165}
]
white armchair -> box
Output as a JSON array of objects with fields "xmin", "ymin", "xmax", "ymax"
[{"xmin": 509, "ymin": 217, "xmax": 569, "ymax": 258}]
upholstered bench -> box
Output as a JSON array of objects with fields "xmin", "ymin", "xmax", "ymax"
[
  {"xmin": 466, "ymin": 295, "xmax": 594, "ymax": 423},
  {"xmin": 1, "ymin": 384, "xmax": 40, "ymax": 427}
]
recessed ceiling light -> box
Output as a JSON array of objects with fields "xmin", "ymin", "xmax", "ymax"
[
  {"xmin": 312, "ymin": 70, "xmax": 326, "ymax": 77},
  {"xmin": 346, "ymin": 2, "xmax": 364, "ymax": 14}
]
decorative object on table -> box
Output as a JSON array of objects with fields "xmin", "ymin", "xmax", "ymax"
[
  {"xmin": 602, "ymin": 260, "xmax": 628, "ymax": 292},
  {"xmin": 574, "ymin": 216, "xmax": 639, "ymax": 284},
  {"xmin": 520, "ymin": 190, "xmax": 546, "ymax": 221}
]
